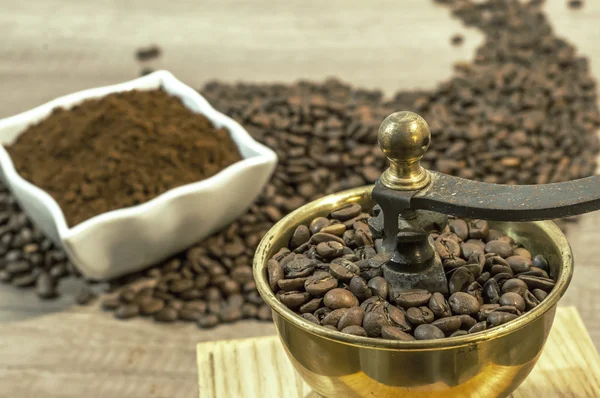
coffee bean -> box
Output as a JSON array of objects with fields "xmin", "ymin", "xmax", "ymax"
[
  {"xmin": 499, "ymin": 292, "xmax": 525, "ymax": 312},
  {"xmin": 485, "ymin": 240, "xmax": 513, "ymax": 258},
  {"xmin": 381, "ymin": 326, "xmax": 415, "ymax": 341},
  {"xmin": 35, "ymin": 271, "xmax": 56, "ymax": 299},
  {"xmin": 517, "ymin": 275, "xmax": 555, "ymax": 292},
  {"xmin": 506, "ymin": 256, "xmax": 532, "ymax": 274},
  {"xmin": 331, "ymin": 204, "xmax": 362, "ymax": 221},
  {"xmin": 283, "ymin": 257, "xmax": 315, "ymax": 278},
  {"xmin": 267, "ymin": 259, "xmax": 284, "ymax": 292},
  {"xmin": 533, "ymin": 289, "xmax": 548, "ymax": 301},
  {"xmin": 478, "ymin": 304, "xmax": 500, "ymax": 322},
  {"xmin": 12, "ymin": 272, "xmax": 37, "ymax": 287},
  {"xmin": 329, "ymin": 259, "xmax": 360, "ymax": 282},
  {"xmin": 301, "ymin": 313, "xmax": 320, "ymax": 325},
  {"xmin": 520, "ymin": 267, "xmax": 549, "ymax": 278},
  {"xmin": 523, "ymin": 291, "xmax": 540, "ymax": 311},
  {"xmin": 449, "ymin": 266, "xmax": 475, "ymax": 294},
  {"xmin": 449, "ymin": 292, "xmax": 480, "ymax": 315},
  {"xmin": 467, "ymin": 282, "xmax": 484, "ymax": 305},
  {"xmin": 513, "ymin": 248, "xmax": 532, "ymax": 260},
  {"xmin": 324, "ymin": 288, "xmax": 359, "ymax": 309},
  {"xmin": 305, "ymin": 271, "xmax": 338, "ymax": 296},
  {"xmin": 414, "ymin": 324, "xmax": 445, "ymax": 340},
  {"xmin": 435, "ymin": 237, "xmax": 461, "ymax": 260},
  {"xmin": 300, "ymin": 298, "xmax": 323, "ymax": 314},
  {"xmin": 101, "ymin": 296, "xmax": 121, "ymax": 311},
  {"xmin": 316, "ymin": 241, "xmax": 345, "ymax": 260},
  {"xmin": 220, "ymin": 306, "xmax": 243, "ymax": 323},
  {"xmin": 362, "ymin": 311, "xmax": 388, "ymax": 337},
  {"xmin": 367, "ymin": 276, "xmax": 388, "ymax": 300},
  {"xmin": 487, "ymin": 311, "xmax": 518, "ymax": 327},
  {"xmin": 449, "ymin": 219, "xmax": 469, "ymax": 240},
  {"xmin": 154, "ymin": 307, "xmax": 179, "ymax": 323},
  {"xmin": 115, "ymin": 303, "xmax": 140, "ymax": 319},
  {"xmin": 342, "ymin": 325, "xmax": 368, "ymax": 337},
  {"xmin": 501, "ymin": 278, "xmax": 528, "ymax": 295},
  {"xmin": 428, "ymin": 292, "xmax": 452, "ymax": 317},
  {"xmin": 75, "ymin": 285, "xmax": 96, "ymax": 305},
  {"xmin": 483, "ymin": 279, "xmax": 501, "ymax": 304},
  {"xmin": 309, "ymin": 217, "xmax": 330, "ymax": 234},
  {"xmin": 493, "ymin": 273, "xmax": 513, "ymax": 287},
  {"xmin": 279, "ymin": 291, "xmax": 311, "ymax": 309},
  {"xmin": 468, "ymin": 220, "xmax": 489, "ymax": 239},
  {"xmin": 320, "ymin": 224, "xmax": 346, "ymax": 236},
  {"xmin": 406, "ymin": 306, "xmax": 435, "ymax": 326},
  {"xmin": 348, "ymin": 276, "xmax": 372, "ymax": 301},
  {"xmin": 198, "ymin": 314, "xmax": 219, "ymax": 329},
  {"xmin": 310, "ymin": 232, "xmax": 345, "ymax": 245},
  {"xmin": 394, "ymin": 289, "xmax": 432, "ymax": 308},
  {"xmin": 532, "ymin": 255, "xmax": 549, "ymax": 272},
  {"xmin": 323, "ymin": 325, "xmax": 338, "ymax": 331},
  {"xmin": 322, "ymin": 308, "xmax": 349, "ymax": 327},
  {"xmin": 469, "ymin": 321, "xmax": 487, "ymax": 334},
  {"xmin": 490, "ymin": 264, "xmax": 513, "ymax": 277},
  {"xmin": 139, "ymin": 297, "xmax": 166, "ymax": 315},
  {"xmin": 432, "ymin": 316, "xmax": 462, "ymax": 334},
  {"xmin": 277, "ymin": 277, "xmax": 308, "ymax": 292},
  {"xmin": 338, "ymin": 306, "xmax": 365, "ymax": 330}
]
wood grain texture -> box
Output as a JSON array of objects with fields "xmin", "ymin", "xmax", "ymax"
[
  {"xmin": 196, "ymin": 307, "xmax": 600, "ymax": 398},
  {"xmin": 1, "ymin": 1, "xmax": 600, "ymax": 397}
]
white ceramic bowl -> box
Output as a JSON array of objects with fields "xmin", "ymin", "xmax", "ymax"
[{"xmin": 0, "ymin": 70, "xmax": 277, "ymax": 280}]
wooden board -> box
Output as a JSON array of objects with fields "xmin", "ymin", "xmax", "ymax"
[{"xmin": 196, "ymin": 307, "xmax": 600, "ymax": 398}]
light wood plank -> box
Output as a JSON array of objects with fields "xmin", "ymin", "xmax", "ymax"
[{"xmin": 197, "ymin": 307, "xmax": 600, "ymax": 398}]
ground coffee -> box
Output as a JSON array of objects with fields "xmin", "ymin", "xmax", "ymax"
[{"xmin": 6, "ymin": 89, "xmax": 242, "ymax": 226}]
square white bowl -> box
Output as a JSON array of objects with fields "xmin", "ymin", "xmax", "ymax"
[{"xmin": 0, "ymin": 70, "xmax": 277, "ymax": 280}]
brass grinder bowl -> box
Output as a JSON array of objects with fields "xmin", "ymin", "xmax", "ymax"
[{"xmin": 253, "ymin": 185, "xmax": 573, "ymax": 398}]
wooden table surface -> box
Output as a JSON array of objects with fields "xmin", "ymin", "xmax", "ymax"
[{"xmin": 2, "ymin": 1, "xmax": 600, "ymax": 397}]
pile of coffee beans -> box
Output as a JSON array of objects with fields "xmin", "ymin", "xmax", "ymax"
[
  {"xmin": 5, "ymin": 89, "xmax": 242, "ymax": 226},
  {"xmin": 268, "ymin": 203, "xmax": 553, "ymax": 340},
  {"xmin": 0, "ymin": 182, "xmax": 77, "ymax": 299}
]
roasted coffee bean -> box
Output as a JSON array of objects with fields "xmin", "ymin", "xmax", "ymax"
[
  {"xmin": 75, "ymin": 285, "xmax": 96, "ymax": 305},
  {"xmin": 449, "ymin": 266, "xmax": 474, "ymax": 294},
  {"xmin": 115, "ymin": 303, "xmax": 140, "ymax": 319},
  {"xmin": 506, "ymin": 256, "xmax": 532, "ymax": 274},
  {"xmin": 323, "ymin": 325, "xmax": 338, "ymax": 331},
  {"xmin": 501, "ymin": 278, "xmax": 528, "ymax": 295},
  {"xmin": 329, "ymin": 259, "xmax": 360, "ymax": 282},
  {"xmin": 283, "ymin": 257, "xmax": 315, "ymax": 278},
  {"xmin": 457, "ymin": 315, "xmax": 477, "ymax": 330},
  {"xmin": 435, "ymin": 236, "xmax": 461, "ymax": 260},
  {"xmin": 348, "ymin": 276, "xmax": 372, "ymax": 301},
  {"xmin": 414, "ymin": 324, "xmax": 445, "ymax": 340},
  {"xmin": 316, "ymin": 241, "xmax": 345, "ymax": 260},
  {"xmin": 12, "ymin": 273, "xmax": 37, "ymax": 287},
  {"xmin": 513, "ymin": 248, "xmax": 532, "ymax": 260},
  {"xmin": 468, "ymin": 220, "xmax": 489, "ymax": 239},
  {"xmin": 493, "ymin": 273, "xmax": 513, "ymax": 287},
  {"xmin": 101, "ymin": 296, "xmax": 121, "ymax": 311},
  {"xmin": 197, "ymin": 314, "xmax": 220, "ymax": 329},
  {"xmin": 300, "ymin": 298, "xmax": 323, "ymax": 313},
  {"xmin": 394, "ymin": 289, "xmax": 432, "ymax": 308},
  {"xmin": 280, "ymin": 291, "xmax": 310, "ymax": 309},
  {"xmin": 487, "ymin": 311, "xmax": 518, "ymax": 327},
  {"xmin": 35, "ymin": 271, "xmax": 56, "ymax": 299},
  {"xmin": 533, "ymin": 289, "xmax": 548, "ymax": 301},
  {"xmin": 305, "ymin": 271, "xmax": 338, "ymax": 296},
  {"xmin": 381, "ymin": 326, "xmax": 415, "ymax": 341},
  {"xmin": 449, "ymin": 219, "xmax": 469, "ymax": 241},
  {"xmin": 485, "ymin": 240, "xmax": 513, "ymax": 258},
  {"xmin": 331, "ymin": 204, "xmax": 362, "ymax": 221},
  {"xmin": 478, "ymin": 304, "xmax": 500, "ymax": 322},
  {"xmin": 490, "ymin": 264, "xmax": 514, "ymax": 277},
  {"xmin": 406, "ymin": 306, "xmax": 435, "ymax": 326},
  {"xmin": 367, "ymin": 276, "xmax": 388, "ymax": 300},
  {"xmin": 450, "ymin": 330, "xmax": 468, "ymax": 337},
  {"xmin": 469, "ymin": 321, "xmax": 487, "ymax": 334},
  {"xmin": 278, "ymin": 277, "xmax": 308, "ymax": 292},
  {"xmin": 520, "ymin": 267, "xmax": 549, "ymax": 278},
  {"xmin": 499, "ymin": 292, "xmax": 525, "ymax": 312},
  {"xmin": 363, "ymin": 311, "xmax": 388, "ymax": 337},
  {"xmin": 476, "ymin": 272, "xmax": 491, "ymax": 286},
  {"xmin": 220, "ymin": 306, "xmax": 243, "ymax": 323},
  {"xmin": 432, "ymin": 316, "xmax": 462, "ymax": 334},
  {"xmin": 449, "ymin": 292, "xmax": 480, "ymax": 315},
  {"xmin": 467, "ymin": 282, "xmax": 484, "ymax": 305},
  {"xmin": 387, "ymin": 303, "xmax": 412, "ymax": 331},
  {"xmin": 428, "ymin": 292, "xmax": 452, "ymax": 317},
  {"xmin": 532, "ymin": 255, "xmax": 549, "ymax": 272},
  {"xmin": 290, "ymin": 225, "xmax": 311, "ymax": 249},
  {"xmin": 267, "ymin": 259, "xmax": 284, "ymax": 292},
  {"xmin": 342, "ymin": 325, "xmax": 368, "ymax": 336},
  {"xmin": 338, "ymin": 306, "xmax": 365, "ymax": 330},
  {"xmin": 301, "ymin": 313, "xmax": 320, "ymax": 325},
  {"xmin": 517, "ymin": 275, "xmax": 555, "ymax": 292},
  {"xmin": 179, "ymin": 308, "xmax": 202, "ymax": 322},
  {"xmin": 309, "ymin": 217, "xmax": 330, "ymax": 234},
  {"xmin": 483, "ymin": 279, "xmax": 501, "ymax": 304},
  {"xmin": 494, "ymin": 305, "xmax": 521, "ymax": 316},
  {"xmin": 170, "ymin": 279, "xmax": 194, "ymax": 294},
  {"xmin": 310, "ymin": 232, "xmax": 345, "ymax": 245},
  {"xmin": 154, "ymin": 307, "xmax": 179, "ymax": 323},
  {"xmin": 324, "ymin": 288, "xmax": 359, "ymax": 309},
  {"xmin": 320, "ymin": 224, "xmax": 346, "ymax": 236},
  {"xmin": 523, "ymin": 291, "xmax": 540, "ymax": 311},
  {"xmin": 321, "ymin": 308, "xmax": 349, "ymax": 326}
]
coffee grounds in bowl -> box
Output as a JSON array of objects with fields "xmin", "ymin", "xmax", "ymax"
[{"xmin": 5, "ymin": 89, "xmax": 242, "ymax": 227}]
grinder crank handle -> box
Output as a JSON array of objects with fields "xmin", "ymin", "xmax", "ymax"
[{"xmin": 374, "ymin": 111, "xmax": 600, "ymax": 223}]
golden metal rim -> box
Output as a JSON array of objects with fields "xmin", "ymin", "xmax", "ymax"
[{"xmin": 253, "ymin": 185, "xmax": 574, "ymax": 351}]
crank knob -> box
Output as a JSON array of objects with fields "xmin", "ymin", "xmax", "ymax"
[{"xmin": 377, "ymin": 111, "xmax": 431, "ymax": 191}]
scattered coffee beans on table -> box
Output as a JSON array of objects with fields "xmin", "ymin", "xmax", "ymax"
[
  {"xmin": 269, "ymin": 204, "xmax": 554, "ymax": 340},
  {"xmin": 5, "ymin": 89, "xmax": 242, "ymax": 226}
]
